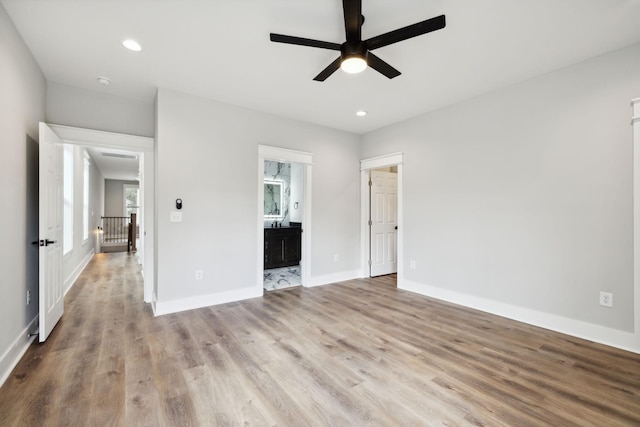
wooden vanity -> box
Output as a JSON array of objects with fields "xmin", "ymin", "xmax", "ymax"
[{"xmin": 264, "ymin": 226, "xmax": 302, "ymax": 269}]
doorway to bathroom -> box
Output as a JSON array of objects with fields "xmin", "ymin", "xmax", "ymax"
[
  {"xmin": 257, "ymin": 145, "xmax": 313, "ymax": 292},
  {"xmin": 263, "ymin": 160, "xmax": 303, "ymax": 290}
]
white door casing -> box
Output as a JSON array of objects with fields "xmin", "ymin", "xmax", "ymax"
[
  {"xmin": 47, "ymin": 124, "xmax": 155, "ymax": 304},
  {"xmin": 370, "ymin": 170, "xmax": 398, "ymax": 277},
  {"xmin": 38, "ymin": 123, "xmax": 65, "ymax": 342}
]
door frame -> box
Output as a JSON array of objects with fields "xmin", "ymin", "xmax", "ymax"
[
  {"xmin": 369, "ymin": 169, "xmax": 399, "ymax": 277},
  {"xmin": 48, "ymin": 124, "xmax": 155, "ymax": 303},
  {"xmin": 360, "ymin": 153, "xmax": 404, "ymax": 284},
  {"xmin": 258, "ymin": 145, "xmax": 313, "ymax": 291}
]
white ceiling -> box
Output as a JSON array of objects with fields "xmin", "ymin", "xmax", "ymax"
[
  {"xmin": 85, "ymin": 147, "xmax": 139, "ymax": 181},
  {"xmin": 3, "ymin": 0, "xmax": 640, "ymax": 134}
]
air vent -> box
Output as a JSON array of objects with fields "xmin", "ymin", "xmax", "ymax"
[{"xmin": 101, "ymin": 152, "xmax": 137, "ymax": 160}]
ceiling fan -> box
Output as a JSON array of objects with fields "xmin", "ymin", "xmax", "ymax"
[{"xmin": 269, "ymin": 0, "xmax": 446, "ymax": 81}]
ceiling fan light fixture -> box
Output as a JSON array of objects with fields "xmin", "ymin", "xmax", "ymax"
[{"xmin": 340, "ymin": 56, "xmax": 367, "ymax": 74}]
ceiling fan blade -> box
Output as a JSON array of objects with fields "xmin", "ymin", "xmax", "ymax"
[
  {"xmin": 343, "ymin": 0, "xmax": 362, "ymax": 43},
  {"xmin": 367, "ymin": 52, "xmax": 401, "ymax": 79},
  {"xmin": 313, "ymin": 57, "xmax": 342, "ymax": 81},
  {"xmin": 270, "ymin": 33, "xmax": 341, "ymax": 50},
  {"xmin": 366, "ymin": 14, "xmax": 446, "ymax": 50}
]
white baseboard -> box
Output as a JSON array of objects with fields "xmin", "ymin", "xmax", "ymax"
[
  {"xmin": 306, "ymin": 270, "xmax": 360, "ymax": 288},
  {"xmin": 153, "ymin": 287, "xmax": 263, "ymax": 316},
  {"xmin": 64, "ymin": 249, "xmax": 94, "ymax": 295},
  {"xmin": 0, "ymin": 316, "xmax": 38, "ymax": 388},
  {"xmin": 400, "ymin": 279, "xmax": 640, "ymax": 354}
]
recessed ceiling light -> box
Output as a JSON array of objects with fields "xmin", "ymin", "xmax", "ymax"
[
  {"xmin": 97, "ymin": 76, "xmax": 111, "ymax": 86},
  {"xmin": 122, "ymin": 39, "xmax": 142, "ymax": 52},
  {"xmin": 356, "ymin": 110, "xmax": 367, "ymax": 117}
]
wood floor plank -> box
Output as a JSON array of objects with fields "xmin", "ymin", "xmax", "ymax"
[{"xmin": 1, "ymin": 253, "xmax": 640, "ymax": 426}]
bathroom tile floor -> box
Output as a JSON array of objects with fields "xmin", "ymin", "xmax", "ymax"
[{"xmin": 263, "ymin": 265, "xmax": 301, "ymax": 291}]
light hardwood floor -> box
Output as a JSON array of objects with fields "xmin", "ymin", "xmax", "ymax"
[{"xmin": 1, "ymin": 252, "xmax": 639, "ymax": 426}]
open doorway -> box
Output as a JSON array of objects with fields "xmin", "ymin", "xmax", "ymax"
[
  {"xmin": 85, "ymin": 146, "xmax": 140, "ymax": 254},
  {"xmin": 257, "ymin": 145, "xmax": 313, "ymax": 293},
  {"xmin": 369, "ymin": 167, "xmax": 398, "ymax": 277},
  {"xmin": 360, "ymin": 153, "xmax": 404, "ymax": 286},
  {"xmin": 262, "ymin": 160, "xmax": 303, "ymax": 290},
  {"xmin": 48, "ymin": 124, "xmax": 155, "ymax": 303}
]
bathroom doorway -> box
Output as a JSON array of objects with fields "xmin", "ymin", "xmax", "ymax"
[
  {"xmin": 257, "ymin": 145, "xmax": 313, "ymax": 292},
  {"xmin": 262, "ymin": 160, "xmax": 304, "ymax": 290}
]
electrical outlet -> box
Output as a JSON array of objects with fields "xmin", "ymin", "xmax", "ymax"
[
  {"xmin": 195, "ymin": 270, "xmax": 204, "ymax": 280},
  {"xmin": 334, "ymin": 254, "xmax": 339, "ymax": 262},
  {"xmin": 410, "ymin": 259, "xmax": 416, "ymax": 270},
  {"xmin": 599, "ymin": 291, "xmax": 613, "ymax": 307},
  {"xmin": 26, "ymin": 290, "xmax": 30, "ymax": 306}
]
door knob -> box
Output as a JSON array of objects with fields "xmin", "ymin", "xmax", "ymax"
[{"xmin": 45, "ymin": 239, "xmax": 57, "ymax": 246}]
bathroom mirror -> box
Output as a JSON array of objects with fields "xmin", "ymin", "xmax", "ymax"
[{"xmin": 264, "ymin": 180, "xmax": 283, "ymax": 219}]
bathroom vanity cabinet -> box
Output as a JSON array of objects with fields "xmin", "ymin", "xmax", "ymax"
[{"xmin": 264, "ymin": 227, "xmax": 302, "ymax": 269}]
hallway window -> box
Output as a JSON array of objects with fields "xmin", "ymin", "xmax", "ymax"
[
  {"xmin": 124, "ymin": 184, "xmax": 139, "ymax": 224},
  {"xmin": 63, "ymin": 144, "xmax": 73, "ymax": 254},
  {"xmin": 83, "ymin": 156, "xmax": 90, "ymax": 241}
]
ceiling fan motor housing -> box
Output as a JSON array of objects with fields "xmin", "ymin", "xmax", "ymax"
[
  {"xmin": 341, "ymin": 41, "xmax": 368, "ymax": 63},
  {"xmin": 269, "ymin": 0, "xmax": 446, "ymax": 81}
]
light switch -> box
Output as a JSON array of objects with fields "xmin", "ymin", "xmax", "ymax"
[{"xmin": 170, "ymin": 211, "xmax": 183, "ymax": 222}]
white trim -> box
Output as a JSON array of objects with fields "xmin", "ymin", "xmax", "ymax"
[
  {"xmin": 360, "ymin": 171, "xmax": 369, "ymax": 278},
  {"xmin": 359, "ymin": 153, "xmax": 404, "ymax": 286},
  {"xmin": 258, "ymin": 145, "xmax": 313, "ymax": 291},
  {"xmin": 0, "ymin": 316, "xmax": 38, "ymax": 388},
  {"xmin": 64, "ymin": 250, "xmax": 94, "ymax": 295},
  {"xmin": 257, "ymin": 157, "xmax": 266, "ymax": 292},
  {"xmin": 258, "ymin": 145, "xmax": 313, "ymax": 165},
  {"xmin": 360, "ymin": 152, "xmax": 403, "ymax": 171},
  {"xmin": 633, "ymin": 96, "xmax": 640, "ymax": 348},
  {"xmin": 48, "ymin": 124, "xmax": 154, "ymax": 151},
  {"xmin": 154, "ymin": 287, "xmax": 263, "ymax": 316},
  {"xmin": 401, "ymin": 279, "xmax": 639, "ymax": 353},
  {"xmin": 48, "ymin": 124, "xmax": 155, "ymax": 308},
  {"xmin": 306, "ymin": 270, "xmax": 361, "ymax": 288}
]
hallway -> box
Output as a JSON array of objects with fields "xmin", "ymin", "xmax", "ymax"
[{"xmin": 1, "ymin": 254, "xmax": 640, "ymax": 426}]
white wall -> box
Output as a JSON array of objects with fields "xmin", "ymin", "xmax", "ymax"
[
  {"xmin": 62, "ymin": 147, "xmax": 104, "ymax": 293},
  {"xmin": 46, "ymin": 82, "xmax": 154, "ymax": 138},
  {"xmin": 361, "ymin": 43, "xmax": 640, "ymax": 337},
  {"xmin": 0, "ymin": 2, "xmax": 46, "ymax": 385},
  {"xmin": 155, "ymin": 88, "xmax": 360, "ymax": 312}
]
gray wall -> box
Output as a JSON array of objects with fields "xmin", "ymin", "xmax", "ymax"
[
  {"xmin": 361, "ymin": 43, "xmax": 640, "ymax": 332},
  {"xmin": 47, "ymin": 82, "xmax": 154, "ymax": 138},
  {"xmin": 104, "ymin": 179, "xmax": 139, "ymax": 218},
  {"xmin": 0, "ymin": 2, "xmax": 46, "ymax": 383},
  {"xmin": 155, "ymin": 88, "xmax": 361, "ymax": 306}
]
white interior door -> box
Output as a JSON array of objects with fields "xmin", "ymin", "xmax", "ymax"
[
  {"xmin": 370, "ymin": 170, "xmax": 398, "ymax": 277},
  {"xmin": 38, "ymin": 122, "xmax": 64, "ymax": 342}
]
